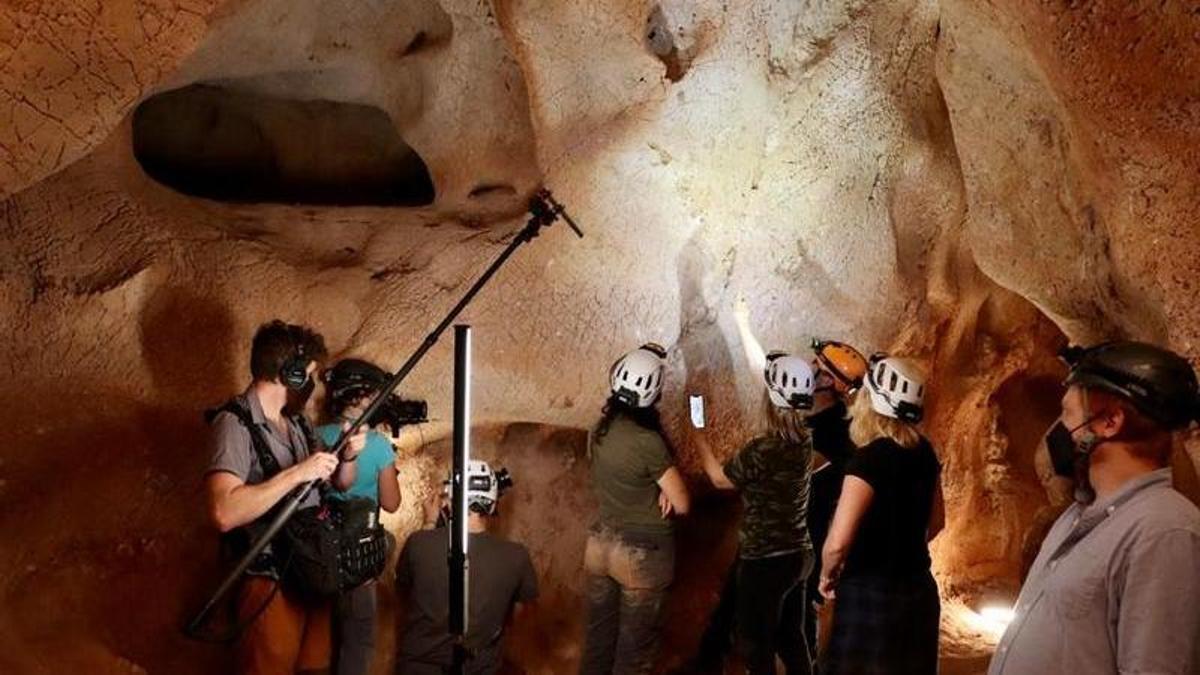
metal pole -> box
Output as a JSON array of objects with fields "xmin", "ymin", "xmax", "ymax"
[{"xmin": 449, "ymin": 325, "xmax": 472, "ymax": 674}]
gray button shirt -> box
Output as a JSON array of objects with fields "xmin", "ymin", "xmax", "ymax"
[
  {"xmin": 989, "ymin": 469, "xmax": 1200, "ymax": 675},
  {"xmin": 206, "ymin": 388, "xmax": 318, "ymax": 510}
]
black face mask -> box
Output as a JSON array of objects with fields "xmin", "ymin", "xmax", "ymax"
[
  {"xmin": 1045, "ymin": 421, "xmax": 1080, "ymax": 477},
  {"xmin": 1044, "ymin": 418, "xmax": 1100, "ymax": 503}
]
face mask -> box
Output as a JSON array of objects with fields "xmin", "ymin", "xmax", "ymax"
[
  {"xmin": 1045, "ymin": 421, "xmax": 1079, "ymax": 477},
  {"xmin": 1044, "ymin": 417, "xmax": 1101, "ymax": 502}
]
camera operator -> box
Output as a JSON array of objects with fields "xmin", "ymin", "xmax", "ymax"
[
  {"xmin": 317, "ymin": 358, "xmax": 410, "ymax": 675},
  {"xmin": 395, "ymin": 461, "xmax": 537, "ymax": 675},
  {"xmin": 205, "ymin": 320, "xmax": 367, "ymax": 674}
]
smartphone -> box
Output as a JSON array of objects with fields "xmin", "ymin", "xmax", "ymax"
[{"xmin": 689, "ymin": 395, "xmax": 706, "ymax": 429}]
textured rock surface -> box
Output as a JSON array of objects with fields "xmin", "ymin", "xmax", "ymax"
[
  {"xmin": 0, "ymin": 0, "xmax": 227, "ymax": 196},
  {"xmin": 1, "ymin": 1, "xmax": 1198, "ymax": 673}
]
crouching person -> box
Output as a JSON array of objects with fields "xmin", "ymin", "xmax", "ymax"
[
  {"xmin": 396, "ymin": 460, "xmax": 537, "ymax": 674},
  {"xmin": 205, "ymin": 320, "xmax": 366, "ymax": 674}
]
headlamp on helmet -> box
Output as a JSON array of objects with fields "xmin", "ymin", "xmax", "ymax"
[{"xmin": 443, "ymin": 460, "xmax": 513, "ymax": 516}]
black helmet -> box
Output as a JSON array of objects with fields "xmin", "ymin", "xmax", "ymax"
[
  {"xmin": 1061, "ymin": 341, "xmax": 1200, "ymax": 430},
  {"xmin": 321, "ymin": 358, "xmax": 428, "ymax": 436},
  {"xmin": 322, "ymin": 358, "xmax": 387, "ymax": 393}
]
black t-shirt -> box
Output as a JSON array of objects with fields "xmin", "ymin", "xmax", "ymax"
[
  {"xmin": 806, "ymin": 402, "xmax": 852, "ymax": 595},
  {"xmin": 396, "ymin": 528, "xmax": 538, "ymax": 674},
  {"xmin": 807, "ymin": 400, "xmax": 854, "ymax": 469},
  {"xmin": 806, "ymin": 402, "xmax": 853, "ymax": 543},
  {"xmin": 842, "ymin": 436, "xmax": 941, "ymax": 579}
]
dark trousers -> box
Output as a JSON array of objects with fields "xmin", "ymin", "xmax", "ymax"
[
  {"xmin": 334, "ymin": 582, "xmax": 377, "ymax": 675},
  {"xmin": 821, "ymin": 572, "xmax": 940, "ymax": 675},
  {"xmin": 580, "ymin": 527, "xmax": 676, "ymax": 675},
  {"xmin": 736, "ymin": 551, "xmax": 814, "ymax": 675},
  {"xmin": 693, "ymin": 563, "xmax": 739, "ymax": 672},
  {"xmin": 693, "ymin": 550, "xmax": 815, "ymax": 675},
  {"xmin": 804, "ymin": 595, "xmax": 821, "ymax": 671}
]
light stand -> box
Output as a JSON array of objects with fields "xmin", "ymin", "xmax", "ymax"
[{"xmin": 449, "ymin": 324, "xmax": 472, "ymax": 674}]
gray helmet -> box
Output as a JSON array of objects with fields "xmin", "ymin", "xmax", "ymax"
[{"xmin": 1062, "ymin": 341, "xmax": 1200, "ymax": 430}]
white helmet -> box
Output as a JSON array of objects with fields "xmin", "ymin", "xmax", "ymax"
[
  {"xmin": 864, "ymin": 353, "xmax": 925, "ymax": 423},
  {"xmin": 610, "ymin": 343, "xmax": 668, "ymax": 408},
  {"xmin": 764, "ymin": 351, "xmax": 815, "ymax": 410},
  {"xmin": 446, "ymin": 460, "xmax": 513, "ymax": 515}
]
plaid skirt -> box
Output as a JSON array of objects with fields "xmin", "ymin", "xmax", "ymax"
[{"xmin": 820, "ymin": 572, "xmax": 940, "ymax": 675}]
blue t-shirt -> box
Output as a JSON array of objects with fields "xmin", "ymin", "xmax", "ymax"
[{"xmin": 316, "ymin": 424, "xmax": 395, "ymax": 505}]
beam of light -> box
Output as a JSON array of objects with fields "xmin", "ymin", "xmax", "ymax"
[
  {"xmin": 733, "ymin": 297, "xmax": 766, "ymax": 373},
  {"xmin": 981, "ymin": 605, "xmax": 1015, "ymax": 625},
  {"xmin": 958, "ymin": 603, "xmax": 1016, "ymax": 640}
]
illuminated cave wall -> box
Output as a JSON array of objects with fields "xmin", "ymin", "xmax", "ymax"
[{"xmin": 2, "ymin": 1, "xmax": 1199, "ymax": 673}]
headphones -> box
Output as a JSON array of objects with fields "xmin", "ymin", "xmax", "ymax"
[{"xmin": 279, "ymin": 342, "xmax": 311, "ymax": 391}]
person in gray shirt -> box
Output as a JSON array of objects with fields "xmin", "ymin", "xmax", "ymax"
[
  {"xmin": 990, "ymin": 341, "xmax": 1200, "ymax": 675},
  {"xmin": 205, "ymin": 320, "xmax": 366, "ymax": 674}
]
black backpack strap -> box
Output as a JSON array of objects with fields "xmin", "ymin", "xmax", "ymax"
[
  {"xmin": 195, "ymin": 399, "xmax": 291, "ymax": 643},
  {"xmin": 206, "ymin": 400, "xmax": 283, "ymax": 479},
  {"xmin": 291, "ymin": 413, "xmax": 322, "ymax": 454}
]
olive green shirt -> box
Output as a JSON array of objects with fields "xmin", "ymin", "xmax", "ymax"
[
  {"xmin": 725, "ymin": 434, "xmax": 813, "ymax": 559},
  {"xmin": 589, "ymin": 415, "xmax": 674, "ymax": 536}
]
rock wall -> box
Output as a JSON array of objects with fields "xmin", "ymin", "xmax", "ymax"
[{"xmin": 1, "ymin": 1, "xmax": 1198, "ymax": 673}]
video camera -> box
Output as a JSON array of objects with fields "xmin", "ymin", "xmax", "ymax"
[
  {"xmin": 469, "ymin": 466, "xmax": 514, "ymax": 495},
  {"xmin": 374, "ymin": 396, "xmax": 428, "ymax": 437},
  {"xmin": 322, "ymin": 358, "xmax": 429, "ymax": 436}
]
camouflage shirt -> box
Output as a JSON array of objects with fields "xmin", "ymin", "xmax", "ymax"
[{"xmin": 724, "ymin": 434, "xmax": 814, "ymax": 559}]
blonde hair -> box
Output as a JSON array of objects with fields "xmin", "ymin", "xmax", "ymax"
[
  {"xmin": 762, "ymin": 391, "xmax": 810, "ymax": 444},
  {"xmin": 848, "ymin": 386, "xmax": 922, "ymax": 449}
]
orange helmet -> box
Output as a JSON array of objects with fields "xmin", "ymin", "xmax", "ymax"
[{"xmin": 811, "ymin": 339, "xmax": 868, "ymax": 394}]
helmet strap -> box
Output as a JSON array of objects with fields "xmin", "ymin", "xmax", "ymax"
[{"xmin": 1070, "ymin": 390, "xmax": 1104, "ymax": 503}]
